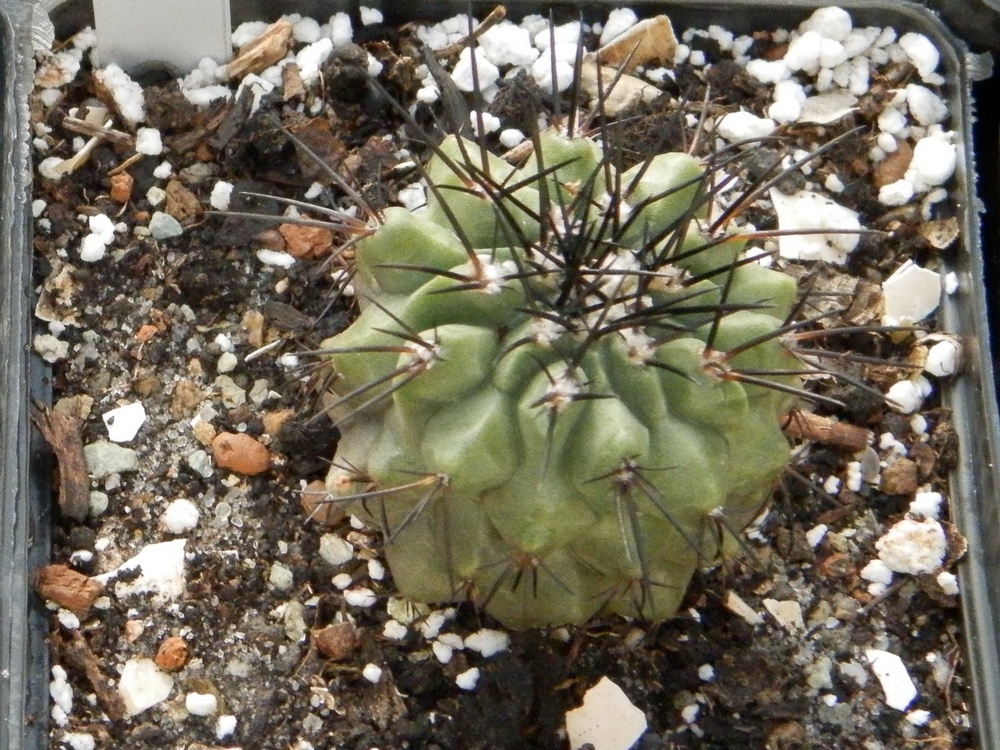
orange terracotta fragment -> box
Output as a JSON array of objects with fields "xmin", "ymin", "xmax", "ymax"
[
  {"xmin": 212, "ymin": 432, "xmax": 271, "ymax": 475},
  {"xmin": 154, "ymin": 636, "xmax": 190, "ymax": 671}
]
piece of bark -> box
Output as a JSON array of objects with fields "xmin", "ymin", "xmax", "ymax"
[
  {"xmin": 56, "ymin": 629, "xmax": 126, "ymax": 721},
  {"xmin": 227, "ymin": 19, "xmax": 294, "ymax": 79},
  {"xmin": 30, "ymin": 403, "xmax": 90, "ymax": 520},
  {"xmin": 595, "ymin": 15, "xmax": 678, "ymax": 73},
  {"xmin": 35, "ymin": 564, "xmax": 104, "ymax": 618},
  {"xmin": 782, "ymin": 410, "xmax": 873, "ymax": 452}
]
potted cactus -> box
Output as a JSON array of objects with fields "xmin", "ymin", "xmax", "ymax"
[{"xmin": 319, "ymin": 129, "xmax": 805, "ymax": 628}]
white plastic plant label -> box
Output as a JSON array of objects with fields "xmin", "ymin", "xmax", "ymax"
[{"xmin": 93, "ymin": 0, "xmax": 231, "ymax": 74}]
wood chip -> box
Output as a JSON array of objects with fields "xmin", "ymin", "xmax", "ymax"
[
  {"xmin": 30, "ymin": 404, "xmax": 90, "ymax": 521},
  {"xmin": 578, "ymin": 59, "xmax": 660, "ymax": 116},
  {"xmin": 918, "ymin": 217, "xmax": 960, "ymax": 250},
  {"xmin": 722, "ymin": 590, "xmax": 764, "ymax": 626},
  {"xmin": 165, "ymin": 179, "xmax": 204, "ymax": 224},
  {"xmin": 227, "ymin": 19, "xmax": 294, "ymax": 80},
  {"xmin": 782, "ymin": 410, "xmax": 873, "ymax": 452},
  {"xmin": 872, "ymin": 139, "xmax": 913, "ymax": 187},
  {"xmin": 55, "ymin": 629, "xmax": 127, "ymax": 721},
  {"xmin": 880, "ymin": 457, "xmax": 919, "ymax": 495},
  {"xmin": 301, "ymin": 479, "xmax": 345, "ymax": 526},
  {"xmin": 282, "ymin": 62, "xmax": 306, "ymax": 100},
  {"xmin": 595, "ymin": 15, "xmax": 678, "ymax": 72},
  {"xmin": 278, "ymin": 223, "xmax": 334, "ymax": 259},
  {"xmin": 35, "ymin": 564, "xmax": 104, "ymax": 618},
  {"xmin": 311, "ymin": 622, "xmax": 362, "ymax": 660}
]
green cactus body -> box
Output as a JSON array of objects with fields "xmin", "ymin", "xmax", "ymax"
[{"xmin": 322, "ymin": 130, "xmax": 802, "ymax": 628}]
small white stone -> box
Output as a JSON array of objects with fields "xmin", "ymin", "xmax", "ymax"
[
  {"xmin": 257, "ymin": 249, "xmax": 297, "ymax": 268},
  {"xmin": 79, "ymin": 233, "xmax": 107, "ymax": 262},
  {"xmin": 344, "ymin": 587, "xmax": 377, "ymax": 607},
  {"xmin": 102, "ymin": 401, "xmax": 146, "ymax": 442},
  {"xmin": 944, "ymin": 272, "xmax": 959, "ymax": 294},
  {"xmin": 89, "ymin": 213, "xmax": 116, "ymax": 243},
  {"xmin": 382, "ymin": 620, "xmax": 408, "ymax": 640},
  {"xmin": 878, "ymin": 179, "xmax": 914, "ymax": 207},
  {"xmin": 469, "ymin": 111, "xmax": 501, "ymax": 137},
  {"xmin": 432, "ymin": 640, "xmax": 454, "ymax": 664},
  {"xmin": 715, "ymin": 110, "xmax": 776, "ymax": 142},
  {"xmin": 366, "ymin": 558, "xmax": 385, "ymax": 581},
  {"xmin": 464, "ymin": 629, "xmax": 510, "ymax": 657},
  {"xmin": 876, "ymin": 518, "xmax": 947, "ymax": 574},
  {"xmin": 451, "ymin": 47, "xmax": 500, "ymax": 92},
  {"xmin": 885, "ymin": 379, "xmax": 928, "ymax": 414},
  {"xmin": 362, "ymin": 663, "xmax": 383, "ymax": 683},
  {"xmin": 185, "ymin": 692, "xmax": 218, "ymax": 716},
  {"xmin": 907, "ymin": 709, "xmax": 932, "ymax": 726},
  {"xmin": 210, "ymin": 180, "xmax": 234, "ymax": 211},
  {"xmin": 319, "ymin": 534, "xmax": 354, "ymax": 566},
  {"xmin": 861, "ymin": 558, "xmax": 895, "ymax": 585},
  {"xmin": 359, "ymin": 6, "xmax": 383, "ymax": 25},
  {"xmin": 161, "ymin": 498, "xmax": 200, "ymax": 534},
  {"xmin": 215, "ymin": 714, "xmax": 238, "ymax": 740},
  {"xmin": 805, "ymin": 524, "xmax": 829, "ymax": 548},
  {"xmin": 565, "ymin": 677, "xmax": 648, "ymax": 750},
  {"xmin": 936, "ymin": 571, "xmax": 959, "ymax": 596},
  {"xmin": 866, "ymin": 649, "xmax": 918, "ymax": 710},
  {"xmin": 217, "ymin": 351, "xmax": 238, "ymax": 374},
  {"xmin": 698, "ymin": 664, "xmax": 715, "ymax": 681},
  {"xmin": 924, "ymin": 338, "xmax": 961, "ymax": 377},
  {"xmin": 152, "ymin": 160, "xmax": 173, "ymax": 179},
  {"xmin": 269, "ymin": 562, "xmax": 295, "ymax": 590},
  {"xmin": 455, "ymin": 667, "xmax": 481, "ymax": 691},
  {"xmin": 57, "ymin": 608, "xmax": 80, "ymax": 630},
  {"xmin": 898, "ymin": 32, "xmax": 940, "ymax": 80},
  {"xmin": 906, "ymin": 136, "xmax": 957, "ymax": 188},
  {"xmin": 909, "ymin": 491, "xmax": 943, "ymax": 519},
  {"xmin": 331, "ymin": 573, "xmax": 353, "ymax": 590},
  {"xmin": 134, "ymin": 127, "xmax": 163, "ymax": 156}
]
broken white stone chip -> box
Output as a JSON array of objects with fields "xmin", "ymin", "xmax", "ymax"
[
  {"xmin": 798, "ymin": 91, "xmax": 858, "ymax": 124},
  {"xmin": 866, "ymin": 649, "xmax": 918, "ymax": 710},
  {"xmin": 119, "ymin": 658, "xmax": 175, "ymax": 716},
  {"xmin": 762, "ymin": 598, "xmax": 805, "ymax": 633},
  {"xmin": 769, "ymin": 189, "xmax": 862, "ymax": 263},
  {"xmin": 95, "ymin": 538, "xmax": 187, "ymax": 602},
  {"xmin": 102, "ymin": 401, "xmax": 146, "ymax": 442},
  {"xmin": 881, "ymin": 260, "xmax": 941, "ymax": 326},
  {"xmin": 565, "ymin": 677, "xmax": 648, "ymax": 750}
]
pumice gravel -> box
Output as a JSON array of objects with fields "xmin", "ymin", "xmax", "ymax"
[{"xmin": 30, "ymin": 4, "xmax": 973, "ymax": 749}]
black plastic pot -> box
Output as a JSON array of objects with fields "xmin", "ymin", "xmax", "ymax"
[
  {"xmin": 5, "ymin": 1, "xmax": 1000, "ymax": 748},
  {"xmin": 1, "ymin": 3, "xmax": 53, "ymax": 750}
]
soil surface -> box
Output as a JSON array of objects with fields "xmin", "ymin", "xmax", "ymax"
[{"xmin": 30, "ymin": 7, "xmax": 973, "ymax": 750}]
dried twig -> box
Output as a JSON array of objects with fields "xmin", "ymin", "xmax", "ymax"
[
  {"xmin": 782, "ymin": 409, "xmax": 873, "ymax": 452},
  {"xmin": 434, "ymin": 5, "xmax": 507, "ymax": 59},
  {"xmin": 56, "ymin": 630, "xmax": 127, "ymax": 721},
  {"xmin": 30, "ymin": 403, "xmax": 90, "ymax": 521}
]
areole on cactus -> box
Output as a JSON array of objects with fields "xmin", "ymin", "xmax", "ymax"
[{"xmin": 319, "ymin": 127, "xmax": 804, "ymax": 628}]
